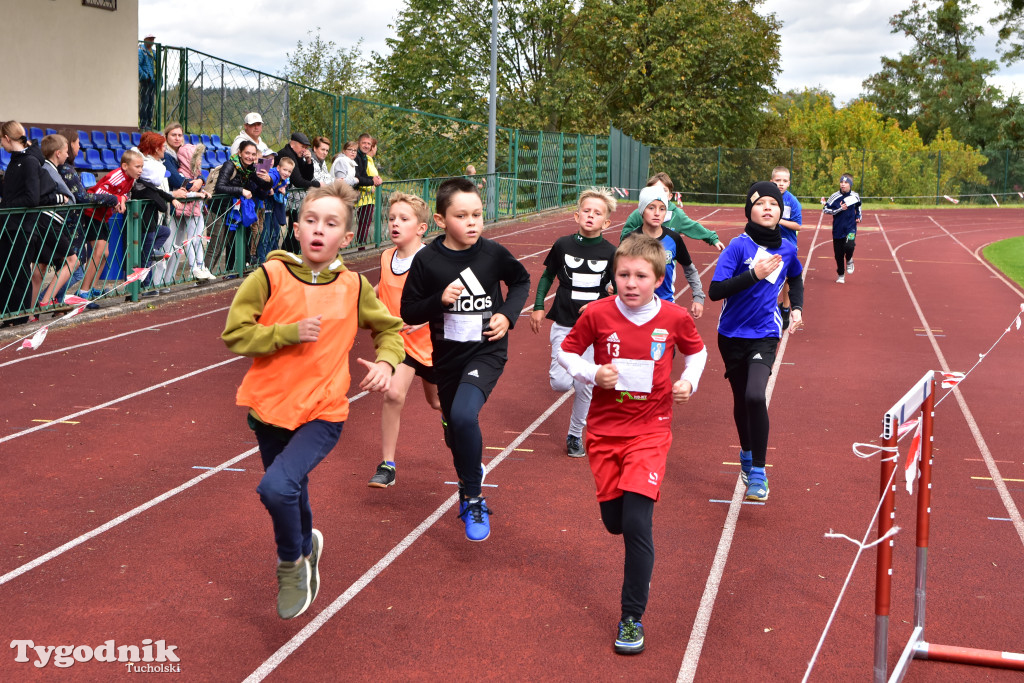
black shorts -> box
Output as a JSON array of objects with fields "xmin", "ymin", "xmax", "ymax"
[
  {"xmin": 82, "ymin": 216, "xmax": 111, "ymax": 243},
  {"xmin": 402, "ymin": 355, "xmax": 437, "ymax": 385},
  {"xmin": 717, "ymin": 335, "xmax": 779, "ymax": 379},
  {"xmin": 436, "ymin": 354, "xmax": 506, "ymax": 416},
  {"xmin": 29, "ymin": 216, "xmax": 73, "ymax": 266}
]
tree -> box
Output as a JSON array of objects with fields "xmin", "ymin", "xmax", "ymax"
[
  {"xmin": 992, "ymin": 0, "xmax": 1024, "ymax": 64},
  {"xmin": 282, "ymin": 29, "xmax": 371, "ymax": 140},
  {"xmin": 862, "ymin": 0, "xmax": 1002, "ymax": 148}
]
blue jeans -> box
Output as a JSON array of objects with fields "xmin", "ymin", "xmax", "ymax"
[{"xmin": 251, "ymin": 417, "xmax": 343, "ymax": 562}]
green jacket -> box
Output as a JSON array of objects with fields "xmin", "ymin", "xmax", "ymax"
[
  {"xmin": 221, "ymin": 250, "xmax": 405, "ymax": 369},
  {"xmin": 619, "ymin": 201, "xmax": 720, "ymax": 245}
]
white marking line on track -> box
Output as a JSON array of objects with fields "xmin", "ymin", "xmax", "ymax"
[
  {"xmin": 243, "ymin": 390, "xmax": 574, "ymax": 683},
  {"xmin": 676, "ymin": 209, "xmax": 825, "ymax": 683},
  {"xmin": 0, "ymin": 448, "xmax": 258, "ymax": 587},
  {"xmin": 0, "ymin": 305, "xmax": 232, "ymax": 368},
  {"xmin": 0, "ymin": 357, "xmax": 244, "ymax": 445},
  {"xmin": 890, "ymin": 215, "xmax": 1024, "ymax": 546}
]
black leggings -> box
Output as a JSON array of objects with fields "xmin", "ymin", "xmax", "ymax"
[
  {"xmin": 833, "ymin": 236, "xmax": 855, "ymax": 275},
  {"xmin": 444, "ymin": 383, "xmax": 486, "ymax": 499},
  {"xmin": 600, "ymin": 492, "xmax": 655, "ymax": 620},
  {"xmin": 727, "ymin": 361, "xmax": 772, "ymax": 468}
]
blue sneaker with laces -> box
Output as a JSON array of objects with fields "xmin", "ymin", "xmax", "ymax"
[
  {"xmin": 739, "ymin": 450, "xmax": 753, "ymax": 485},
  {"xmin": 614, "ymin": 617, "xmax": 645, "ymax": 655},
  {"xmin": 458, "ymin": 497, "xmax": 492, "ymax": 541},
  {"xmin": 745, "ymin": 467, "xmax": 769, "ymax": 501}
]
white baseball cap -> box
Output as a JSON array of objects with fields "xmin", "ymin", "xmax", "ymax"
[{"xmin": 244, "ymin": 112, "xmax": 263, "ymax": 125}]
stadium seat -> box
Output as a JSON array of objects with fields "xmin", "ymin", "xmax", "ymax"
[
  {"xmin": 131, "ymin": 132, "xmax": 141, "ymax": 146},
  {"xmin": 101, "ymin": 149, "xmax": 119, "ymax": 170},
  {"xmin": 29, "ymin": 126, "xmax": 44, "ymax": 140},
  {"xmin": 119, "ymin": 132, "xmax": 132, "ymax": 148},
  {"xmin": 91, "ymin": 130, "xmax": 108, "ymax": 149},
  {"xmin": 74, "ymin": 149, "xmax": 86, "ymax": 168},
  {"xmin": 200, "ymin": 169, "xmax": 209, "ymax": 181},
  {"xmin": 211, "ymin": 134, "xmax": 225, "ymax": 149},
  {"xmin": 1, "ymin": 148, "xmax": 10, "ymax": 171},
  {"xmin": 83, "ymin": 148, "xmax": 103, "ymax": 170},
  {"xmin": 106, "ymin": 131, "xmax": 119, "ymax": 149},
  {"xmin": 215, "ymin": 149, "xmax": 228, "ymax": 164},
  {"xmin": 189, "ymin": 134, "xmax": 201, "ymax": 145},
  {"xmin": 201, "ymin": 134, "xmax": 212, "ymax": 148},
  {"xmin": 46, "ymin": 128, "xmax": 57, "ymax": 135},
  {"xmin": 78, "ymin": 130, "xmax": 91, "ymax": 149},
  {"xmin": 80, "ymin": 171, "xmax": 97, "ymax": 188},
  {"xmin": 203, "ymin": 150, "xmax": 216, "ymax": 169}
]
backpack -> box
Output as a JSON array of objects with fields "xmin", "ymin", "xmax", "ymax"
[{"xmin": 203, "ymin": 162, "xmax": 234, "ymax": 196}]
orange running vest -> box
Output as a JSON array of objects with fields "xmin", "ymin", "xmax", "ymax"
[
  {"xmin": 378, "ymin": 247, "xmax": 433, "ymax": 367},
  {"xmin": 236, "ymin": 259, "xmax": 361, "ymax": 430}
]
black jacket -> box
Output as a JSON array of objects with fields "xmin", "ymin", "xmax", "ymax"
[
  {"xmin": 353, "ymin": 150, "xmax": 374, "ymax": 189},
  {"xmin": 276, "ymin": 144, "xmax": 319, "ymax": 191},
  {"xmin": 0, "ymin": 145, "xmax": 59, "ymax": 209},
  {"xmin": 213, "ymin": 160, "xmax": 272, "ymax": 199}
]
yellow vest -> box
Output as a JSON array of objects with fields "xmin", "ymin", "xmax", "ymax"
[{"xmin": 356, "ymin": 156, "xmax": 378, "ymax": 208}]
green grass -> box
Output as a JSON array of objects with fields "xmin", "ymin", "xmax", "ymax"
[{"xmin": 983, "ymin": 236, "xmax": 1024, "ymax": 287}]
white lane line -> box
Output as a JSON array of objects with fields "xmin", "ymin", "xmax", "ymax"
[
  {"xmin": 243, "ymin": 390, "xmax": 574, "ymax": 683},
  {"xmin": 0, "ymin": 306, "xmax": 232, "ymax": 368},
  {"xmin": 0, "ymin": 448, "xmax": 257, "ymax": 587},
  {"xmin": 676, "ymin": 210, "xmax": 825, "ymax": 683},
  {"xmin": 0, "ymin": 357, "xmax": 244, "ymax": 444}
]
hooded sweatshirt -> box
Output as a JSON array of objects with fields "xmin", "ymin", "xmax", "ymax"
[{"xmin": 222, "ymin": 250, "xmax": 405, "ymax": 429}]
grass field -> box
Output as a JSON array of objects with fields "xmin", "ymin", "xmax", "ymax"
[{"xmin": 983, "ymin": 235, "xmax": 1024, "ymax": 287}]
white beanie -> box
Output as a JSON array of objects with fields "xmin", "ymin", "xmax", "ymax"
[{"xmin": 637, "ymin": 186, "xmax": 669, "ymax": 216}]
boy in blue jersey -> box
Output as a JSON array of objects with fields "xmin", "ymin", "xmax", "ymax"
[
  {"xmin": 772, "ymin": 166, "xmax": 802, "ymax": 329},
  {"xmin": 621, "ymin": 186, "xmax": 705, "ymax": 318},
  {"xmin": 822, "ymin": 173, "xmax": 861, "ymax": 283},
  {"xmin": 708, "ymin": 181, "xmax": 804, "ymax": 502}
]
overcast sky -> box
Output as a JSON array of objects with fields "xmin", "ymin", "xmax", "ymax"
[{"xmin": 139, "ymin": 0, "xmax": 1024, "ymax": 106}]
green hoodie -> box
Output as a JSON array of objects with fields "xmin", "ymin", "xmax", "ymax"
[
  {"xmin": 619, "ymin": 201, "xmax": 720, "ymax": 246},
  {"xmin": 221, "ymin": 249, "xmax": 405, "ymax": 369}
]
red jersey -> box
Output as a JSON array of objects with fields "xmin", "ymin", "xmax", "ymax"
[
  {"xmin": 561, "ymin": 296, "xmax": 704, "ymax": 437},
  {"xmin": 84, "ymin": 168, "xmax": 135, "ymax": 223}
]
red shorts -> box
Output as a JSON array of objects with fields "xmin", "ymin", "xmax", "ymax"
[{"xmin": 584, "ymin": 431, "xmax": 671, "ymax": 502}]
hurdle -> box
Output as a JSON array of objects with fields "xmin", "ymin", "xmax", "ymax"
[{"xmin": 874, "ymin": 370, "xmax": 1024, "ymax": 682}]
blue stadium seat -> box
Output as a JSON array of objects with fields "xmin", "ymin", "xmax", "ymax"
[
  {"xmin": 78, "ymin": 130, "xmax": 92, "ymax": 149},
  {"xmin": 189, "ymin": 134, "xmax": 201, "ymax": 144},
  {"xmin": 29, "ymin": 126, "xmax": 44, "ymax": 140},
  {"xmin": 215, "ymin": 149, "xmax": 228, "ymax": 164},
  {"xmin": 201, "ymin": 134, "xmax": 212, "ymax": 148},
  {"xmin": 119, "ymin": 132, "xmax": 132, "ymax": 148},
  {"xmin": 1, "ymin": 148, "xmax": 10, "ymax": 171},
  {"xmin": 106, "ymin": 131, "xmax": 120, "ymax": 149},
  {"xmin": 46, "ymin": 128, "xmax": 57, "ymax": 136},
  {"xmin": 131, "ymin": 132, "xmax": 141, "ymax": 146},
  {"xmin": 101, "ymin": 149, "xmax": 119, "ymax": 170},
  {"xmin": 200, "ymin": 169, "xmax": 209, "ymax": 181},
  {"xmin": 29, "ymin": 132, "xmax": 43, "ymax": 148},
  {"xmin": 91, "ymin": 130, "xmax": 108, "ymax": 149},
  {"xmin": 74, "ymin": 149, "xmax": 86, "ymax": 168},
  {"xmin": 203, "ymin": 150, "xmax": 216, "ymax": 169},
  {"xmin": 211, "ymin": 134, "xmax": 225, "ymax": 149},
  {"xmin": 84, "ymin": 148, "xmax": 104, "ymax": 170},
  {"xmin": 80, "ymin": 171, "xmax": 97, "ymax": 188}
]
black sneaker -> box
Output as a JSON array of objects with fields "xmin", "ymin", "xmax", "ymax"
[
  {"xmin": 566, "ymin": 434, "xmax": 585, "ymax": 458},
  {"xmin": 614, "ymin": 617, "xmax": 645, "ymax": 655},
  {"xmin": 779, "ymin": 305, "xmax": 791, "ymax": 330},
  {"xmin": 368, "ymin": 461, "xmax": 396, "ymax": 488}
]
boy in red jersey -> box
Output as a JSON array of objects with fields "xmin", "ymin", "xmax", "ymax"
[
  {"xmin": 368, "ymin": 192, "xmax": 441, "ymax": 487},
  {"xmin": 222, "ymin": 182, "xmax": 404, "ymax": 619},
  {"xmin": 557, "ymin": 234, "xmax": 707, "ymax": 655}
]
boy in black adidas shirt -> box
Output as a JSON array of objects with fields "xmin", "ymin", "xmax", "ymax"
[
  {"xmin": 530, "ymin": 188, "xmax": 617, "ymax": 458},
  {"xmin": 402, "ymin": 177, "xmax": 531, "ymax": 541}
]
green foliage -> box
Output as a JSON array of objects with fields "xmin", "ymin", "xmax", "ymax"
[
  {"xmin": 283, "ymin": 29, "xmax": 371, "ymax": 141},
  {"xmin": 863, "ymin": 0, "xmax": 1002, "ymax": 148},
  {"xmin": 992, "ymin": 0, "xmax": 1024, "ymax": 64}
]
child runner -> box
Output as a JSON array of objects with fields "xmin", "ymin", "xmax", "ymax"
[
  {"xmin": 557, "ymin": 234, "xmax": 707, "ymax": 655},
  {"xmin": 368, "ymin": 192, "xmax": 441, "ymax": 487},
  {"xmin": 708, "ymin": 181, "xmax": 804, "ymax": 502},
  {"xmin": 401, "ymin": 177, "xmax": 531, "ymax": 541},
  {"xmin": 619, "ymin": 173, "xmax": 723, "ymax": 251},
  {"xmin": 622, "ymin": 185, "xmax": 705, "ymax": 318},
  {"xmin": 222, "ymin": 182, "xmax": 404, "ymax": 619},
  {"xmin": 822, "ymin": 173, "xmax": 861, "ymax": 283},
  {"xmin": 530, "ymin": 187, "xmax": 617, "ymax": 458},
  {"xmin": 772, "ymin": 166, "xmax": 802, "ymax": 329}
]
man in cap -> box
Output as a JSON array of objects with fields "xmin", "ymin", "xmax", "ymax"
[
  {"xmin": 231, "ymin": 112, "xmax": 274, "ymax": 157},
  {"xmin": 139, "ymin": 34, "xmax": 157, "ymax": 129}
]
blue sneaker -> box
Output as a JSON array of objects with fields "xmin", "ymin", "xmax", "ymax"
[
  {"xmin": 739, "ymin": 450, "xmax": 753, "ymax": 485},
  {"xmin": 458, "ymin": 497, "xmax": 491, "ymax": 542},
  {"xmin": 745, "ymin": 468, "xmax": 769, "ymax": 501},
  {"xmin": 614, "ymin": 617, "xmax": 645, "ymax": 655}
]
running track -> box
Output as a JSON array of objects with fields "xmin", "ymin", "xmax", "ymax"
[{"xmin": 1, "ymin": 205, "xmax": 1022, "ymax": 681}]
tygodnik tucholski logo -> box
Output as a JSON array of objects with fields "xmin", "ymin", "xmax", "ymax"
[{"xmin": 10, "ymin": 639, "xmax": 181, "ymax": 672}]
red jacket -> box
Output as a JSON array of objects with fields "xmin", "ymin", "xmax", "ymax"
[{"xmin": 83, "ymin": 168, "xmax": 135, "ymax": 223}]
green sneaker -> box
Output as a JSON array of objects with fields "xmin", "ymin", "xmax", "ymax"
[
  {"xmin": 614, "ymin": 617, "xmax": 645, "ymax": 655},
  {"xmin": 309, "ymin": 529, "xmax": 323, "ymax": 605},
  {"xmin": 276, "ymin": 557, "xmax": 312, "ymax": 619}
]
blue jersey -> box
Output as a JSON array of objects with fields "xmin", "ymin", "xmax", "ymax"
[
  {"xmin": 780, "ymin": 191, "xmax": 802, "ymax": 246},
  {"xmin": 650, "ymin": 228, "xmax": 691, "ymax": 302},
  {"xmin": 712, "ymin": 233, "xmax": 802, "ymax": 339}
]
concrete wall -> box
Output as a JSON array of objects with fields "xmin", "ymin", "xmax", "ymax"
[{"xmin": 0, "ymin": 0, "xmax": 139, "ymax": 129}]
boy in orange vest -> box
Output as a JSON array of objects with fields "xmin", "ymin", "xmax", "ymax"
[
  {"xmin": 368, "ymin": 192, "xmax": 441, "ymax": 487},
  {"xmin": 222, "ymin": 182, "xmax": 404, "ymax": 620}
]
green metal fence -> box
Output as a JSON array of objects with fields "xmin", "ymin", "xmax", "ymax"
[{"xmin": 649, "ymin": 146, "xmax": 1024, "ymax": 206}]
